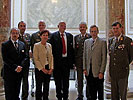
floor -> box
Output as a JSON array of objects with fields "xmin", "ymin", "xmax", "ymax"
[{"xmin": 0, "ymin": 66, "xmax": 133, "ymax": 100}]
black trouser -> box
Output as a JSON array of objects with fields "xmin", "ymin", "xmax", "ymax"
[
  {"xmin": 35, "ymin": 66, "xmax": 51, "ymax": 100},
  {"xmin": 86, "ymin": 65, "xmax": 104, "ymax": 100},
  {"xmin": 77, "ymin": 67, "xmax": 84, "ymax": 99},
  {"xmin": 4, "ymin": 75, "xmax": 22, "ymax": 100},
  {"xmin": 21, "ymin": 67, "xmax": 29, "ymax": 99},
  {"xmin": 54, "ymin": 57, "xmax": 70, "ymax": 100}
]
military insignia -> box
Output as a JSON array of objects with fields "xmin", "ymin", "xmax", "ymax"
[
  {"xmin": 76, "ymin": 42, "xmax": 79, "ymax": 48},
  {"xmin": 36, "ymin": 39, "xmax": 40, "ymax": 42},
  {"xmin": 22, "ymin": 50, "xmax": 25, "ymax": 52},
  {"xmin": 38, "ymin": 33, "xmax": 40, "ymax": 36},
  {"xmin": 120, "ymin": 37, "xmax": 123, "ymax": 41},
  {"xmin": 86, "ymin": 34, "xmax": 89, "ymax": 38},
  {"xmin": 118, "ymin": 44, "xmax": 125, "ymax": 50}
]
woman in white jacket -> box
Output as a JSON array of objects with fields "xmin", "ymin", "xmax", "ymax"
[{"xmin": 33, "ymin": 30, "xmax": 53, "ymax": 100}]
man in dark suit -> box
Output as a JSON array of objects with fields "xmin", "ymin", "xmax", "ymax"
[
  {"xmin": 1, "ymin": 28, "xmax": 29, "ymax": 100},
  {"xmin": 18, "ymin": 21, "xmax": 31, "ymax": 100},
  {"xmin": 30, "ymin": 20, "xmax": 46, "ymax": 52},
  {"xmin": 49, "ymin": 22, "xmax": 74, "ymax": 100},
  {"xmin": 74, "ymin": 22, "xmax": 91, "ymax": 100},
  {"xmin": 108, "ymin": 22, "xmax": 133, "ymax": 100}
]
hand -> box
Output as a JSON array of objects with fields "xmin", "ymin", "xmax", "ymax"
[
  {"xmin": 73, "ymin": 65, "xmax": 77, "ymax": 71},
  {"xmin": 29, "ymin": 51, "xmax": 33, "ymax": 58},
  {"xmin": 41, "ymin": 68, "xmax": 48, "ymax": 74},
  {"xmin": 15, "ymin": 66, "xmax": 22, "ymax": 73},
  {"xmin": 83, "ymin": 69, "xmax": 88, "ymax": 76},
  {"xmin": 48, "ymin": 69, "xmax": 53, "ymax": 75},
  {"xmin": 99, "ymin": 72, "xmax": 104, "ymax": 79}
]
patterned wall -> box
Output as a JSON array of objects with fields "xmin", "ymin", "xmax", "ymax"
[{"xmin": 27, "ymin": 0, "xmax": 82, "ymax": 29}]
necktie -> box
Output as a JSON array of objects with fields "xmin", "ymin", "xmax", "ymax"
[
  {"xmin": 61, "ymin": 34, "xmax": 66, "ymax": 54},
  {"xmin": 14, "ymin": 42, "xmax": 18, "ymax": 50},
  {"xmin": 91, "ymin": 40, "xmax": 95, "ymax": 48},
  {"xmin": 115, "ymin": 38, "xmax": 118, "ymax": 47}
]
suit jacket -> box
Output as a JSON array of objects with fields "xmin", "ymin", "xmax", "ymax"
[
  {"xmin": 49, "ymin": 31, "xmax": 74, "ymax": 69},
  {"xmin": 33, "ymin": 42, "xmax": 53, "ymax": 70},
  {"xmin": 108, "ymin": 35, "xmax": 133, "ymax": 79},
  {"xmin": 83, "ymin": 37, "xmax": 107, "ymax": 77},
  {"xmin": 74, "ymin": 33, "xmax": 91, "ymax": 67},
  {"xmin": 1, "ymin": 39, "xmax": 29, "ymax": 79}
]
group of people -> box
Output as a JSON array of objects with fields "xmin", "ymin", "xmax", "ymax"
[{"xmin": 1, "ymin": 21, "xmax": 133, "ymax": 100}]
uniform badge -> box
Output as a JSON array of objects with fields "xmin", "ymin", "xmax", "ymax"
[
  {"xmin": 76, "ymin": 42, "xmax": 79, "ymax": 48},
  {"xmin": 22, "ymin": 50, "xmax": 25, "ymax": 52},
  {"xmin": 120, "ymin": 37, "xmax": 123, "ymax": 41},
  {"xmin": 118, "ymin": 44, "xmax": 125, "ymax": 50},
  {"xmin": 86, "ymin": 34, "xmax": 89, "ymax": 38},
  {"xmin": 38, "ymin": 34, "xmax": 40, "ymax": 36}
]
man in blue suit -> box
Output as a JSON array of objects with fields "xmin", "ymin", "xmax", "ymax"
[
  {"xmin": 1, "ymin": 28, "xmax": 29, "ymax": 100},
  {"xmin": 49, "ymin": 22, "xmax": 74, "ymax": 100}
]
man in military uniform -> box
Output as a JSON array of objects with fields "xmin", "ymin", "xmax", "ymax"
[
  {"xmin": 108, "ymin": 22, "xmax": 133, "ymax": 100},
  {"xmin": 18, "ymin": 21, "xmax": 31, "ymax": 100},
  {"xmin": 30, "ymin": 20, "xmax": 46, "ymax": 52},
  {"xmin": 74, "ymin": 22, "xmax": 91, "ymax": 100}
]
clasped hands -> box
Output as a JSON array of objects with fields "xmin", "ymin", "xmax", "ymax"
[{"xmin": 41, "ymin": 68, "xmax": 53, "ymax": 75}]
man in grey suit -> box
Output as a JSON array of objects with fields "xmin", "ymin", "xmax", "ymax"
[
  {"xmin": 108, "ymin": 22, "xmax": 133, "ymax": 100},
  {"xmin": 83, "ymin": 25, "xmax": 107, "ymax": 100},
  {"xmin": 74, "ymin": 22, "xmax": 91, "ymax": 100}
]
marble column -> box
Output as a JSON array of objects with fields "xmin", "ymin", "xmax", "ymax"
[
  {"xmin": 0, "ymin": 0, "xmax": 11, "ymax": 95},
  {"xmin": 105, "ymin": 0, "xmax": 133, "ymax": 98}
]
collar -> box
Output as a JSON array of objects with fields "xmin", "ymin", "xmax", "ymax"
[
  {"xmin": 92, "ymin": 37, "xmax": 98, "ymax": 43},
  {"xmin": 115, "ymin": 34, "xmax": 122, "ymax": 41},
  {"xmin": 11, "ymin": 39, "xmax": 18, "ymax": 44},
  {"xmin": 59, "ymin": 32, "xmax": 66, "ymax": 37},
  {"xmin": 80, "ymin": 33, "xmax": 86, "ymax": 37}
]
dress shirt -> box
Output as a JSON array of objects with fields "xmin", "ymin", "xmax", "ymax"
[{"xmin": 11, "ymin": 39, "xmax": 18, "ymax": 48}]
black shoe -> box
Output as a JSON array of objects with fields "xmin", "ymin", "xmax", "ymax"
[
  {"xmin": 22, "ymin": 98, "xmax": 28, "ymax": 100},
  {"xmin": 76, "ymin": 97, "xmax": 83, "ymax": 100}
]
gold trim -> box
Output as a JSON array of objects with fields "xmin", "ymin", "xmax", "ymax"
[
  {"xmin": 127, "ymin": 0, "xmax": 133, "ymax": 35},
  {"xmin": 20, "ymin": 0, "xmax": 22, "ymax": 20},
  {"xmin": 86, "ymin": 0, "xmax": 88, "ymax": 24},
  {"xmin": 94, "ymin": 0, "xmax": 96, "ymax": 24}
]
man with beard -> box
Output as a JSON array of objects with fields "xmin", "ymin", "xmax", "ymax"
[{"xmin": 18, "ymin": 21, "xmax": 31, "ymax": 100}]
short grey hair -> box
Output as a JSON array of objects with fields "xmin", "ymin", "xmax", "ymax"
[
  {"xmin": 79, "ymin": 22, "xmax": 87, "ymax": 28},
  {"xmin": 10, "ymin": 27, "xmax": 20, "ymax": 34}
]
